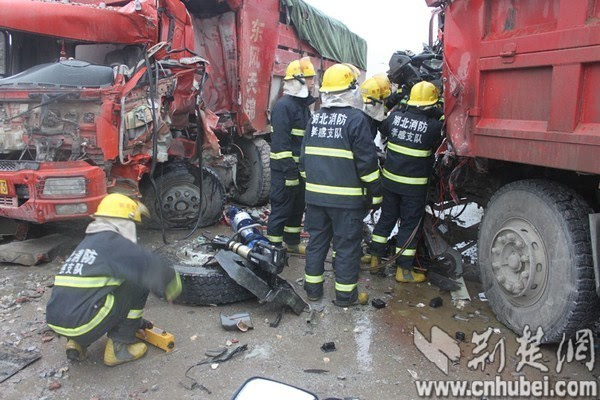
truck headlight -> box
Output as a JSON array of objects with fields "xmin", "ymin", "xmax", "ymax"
[{"xmin": 43, "ymin": 177, "xmax": 86, "ymax": 196}]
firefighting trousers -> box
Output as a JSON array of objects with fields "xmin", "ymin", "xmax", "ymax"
[
  {"xmin": 267, "ymin": 170, "xmax": 305, "ymax": 245},
  {"xmin": 65, "ymin": 281, "xmax": 149, "ymax": 347},
  {"xmin": 370, "ymin": 189, "xmax": 426, "ymax": 269},
  {"xmin": 304, "ymin": 204, "xmax": 365, "ymax": 302}
]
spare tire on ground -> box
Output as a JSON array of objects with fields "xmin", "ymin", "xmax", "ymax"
[{"xmin": 174, "ymin": 262, "xmax": 255, "ymax": 306}]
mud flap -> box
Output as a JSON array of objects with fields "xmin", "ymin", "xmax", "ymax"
[
  {"xmin": 215, "ymin": 250, "xmax": 309, "ymax": 315},
  {"xmin": 590, "ymin": 214, "xmax": 600, "ymax": 296}
]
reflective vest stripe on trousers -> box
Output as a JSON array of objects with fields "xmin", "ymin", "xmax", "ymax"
[
  {"xmin": 127, "ymin": 309, "xmax": 144, "ymax": 319},
  {"xmin": 305, "ymin": 274, "xmax": 324, "ymax": 284},
  {"xmin": 372, "ymin": 234, "xmax": 387, "ymax": 244},
  {"xmin": 47, "ymin": 294, "xmax": 115, "ymax": 337},
  {"xmin": 335, "ymin": 282, "xmax": 357, "ymax": 292},
  {"xmin": 396, "ymin": 247, "xmax": 417, "ymax": 256}
]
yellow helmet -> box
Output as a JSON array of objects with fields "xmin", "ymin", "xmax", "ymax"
[
  {"xmin": 360, "ymin": 78, "xmax": 382, "ymax": 103},
  {"xmin": 319, "ymin": 63, "xmax": 357, "ymax": 93},
  {"xmin": 372, "ymin": 73, "xmax": 392, "ymax": 99},
  {"xmin": 299, "ymin": 56, "xmax": 316, "ymax": 78},
  {"xmin": 284, "ymin": 60, "xmax": 303, "ymax": 81},
  {"xmin": 342, "ymin": 63, "xmax": 361, "ymax": 80},
  {"xmin": 93, "ymin": 193, "xmax": 149, "ymax": 223},
  {"xmin": 407, "ymin": 81, "xmax": 439, "ymax": 107}
]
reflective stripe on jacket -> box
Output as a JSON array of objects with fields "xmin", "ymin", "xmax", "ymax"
[
  {"xmin": 270, "ymin": 94, "xmax": 314, "ymax": 178},
  {"xmin": 46, "ymin": 231, "xmax": 178, "ymax": 335},
  {"xmin": 379, "ymin": 108, "xmax": 443, "ymax": 196},
  {"xmin": 300, "ymin": 106, "xmax": 381, "ymax": 209}
]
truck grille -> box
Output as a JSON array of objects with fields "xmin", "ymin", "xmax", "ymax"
[
  {"xmin": 0, "ymin": 161, "xmax": 40, "ymax": 172},
  {"xmin": 0, "ymin": 196, "xmax": 16, "ymax": 207}
]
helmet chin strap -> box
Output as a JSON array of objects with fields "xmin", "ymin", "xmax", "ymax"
[{"xmin": 293, "ymin": 75, "xmax": 306, "ymax": 85}]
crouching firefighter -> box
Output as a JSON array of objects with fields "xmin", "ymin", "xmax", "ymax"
[
  {"xmin": 300, "ymin": 63, "xmax": 382, "ymax": 306},
  {"xmin": 46, "ymin": 193, "xmax": 182, "ymax": 366},
  {"xmin": 267, "ymin": 57, "xmax": 316, "ymax": 254},
  {"xmin": 369, "ymin": 81, "xmax": 444, "ymax": 282}
]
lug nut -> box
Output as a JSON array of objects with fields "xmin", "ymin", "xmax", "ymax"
[
  {"xmin": 521, "ymin": 271, "xmax": 530, "ymax": 279},
  {"xmin": 505, "ymin": 282, "xmax": 513, "ymax": 292},
  {"xmin": 492, "ymin": 247, "xmax": 501, "ymax": 255},
  {"xmin": 499, "ymin": 236, "xmax": 507, "ymax": 244},
  {"xmin": 497, "ymin": 275, "xmax": 506, "ymax": 284},
  {"xmin": 513, "ymin": 283, "xmax": 524, "ymax": 292},
  {"xmin": 507, "ymin": 233, "xmax": 515, "ymax": 241},
  {"xmin": 520, "ymin": 255, "xmax": 529, "ymax": 262},
  {"xmin": 492, "ymin": 262, "xmax": 500, "ymax": 270},
  {"xmin": 515, "ymin": 240, "xmax": 524, "ymax": 248}
]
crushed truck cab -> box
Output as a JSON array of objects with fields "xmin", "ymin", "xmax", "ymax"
[{"xmin": 0, "ymin": 0, "xmax": 367, "ymax": 227}]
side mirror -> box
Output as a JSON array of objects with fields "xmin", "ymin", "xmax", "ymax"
[{"xmin": 232, "ymin": 377, "xmax": 318, "ymax": 400}]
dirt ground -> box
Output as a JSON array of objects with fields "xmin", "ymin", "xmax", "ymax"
[{"xmin": 0, "ymin": 222, "xmax": 599, "ymax": 400}]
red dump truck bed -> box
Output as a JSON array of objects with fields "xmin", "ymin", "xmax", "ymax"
[{"xmin": 441, "ymin": 0, "xmax": 600, "ymax": 174}]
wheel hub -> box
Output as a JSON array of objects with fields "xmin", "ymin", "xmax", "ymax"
[
  {"xmin": 161, "ymin": 185, "xmax": 200, "ymax": 224},
  {"xmin": 489, "ymin": 217, "xmax": 548, "ymax": 306}
]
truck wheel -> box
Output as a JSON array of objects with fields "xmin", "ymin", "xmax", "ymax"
[
  {"xmin": 143, "ymin": 164, "xmax": 225, "ymax": 229},
  {"xmin": 478, "ymin": 179, "xmax": 598, "ymax": 343},
  {"xmin": 173, "ymin": 263, "xmax": 255, "ymax": 305},
  {"xmin": 233, "ymin": 138, "xmax": 271, "ymax": 206}
]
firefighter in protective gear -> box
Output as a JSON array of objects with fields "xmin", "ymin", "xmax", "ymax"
[
  {"xmin": 267, "ymin": 58, "xmax": 316, "ymax": 254},
  {"xmin": 46, "ymin": 193, "xmax": 182, "ymax": 366},
  {"xmin": 361, "ymin": 76, "xmax": 391, "ymax": 138},
  {"xmin": 369, "ymin": 81, "xmax": 443, "ymax": 282},
  {"xmin": 300, "ymin": 63, "xmax": 382, "ymax": 306}
]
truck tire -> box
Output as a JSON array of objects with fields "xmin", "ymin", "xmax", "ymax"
[
  {"xmin": 233, "ymin": 138, "xmax": 271, "ymax": 206},
  {"xmin": 173, "ymin": 263, "xmax": 255, "ymax": 305},
  {"xmin": 478, "ymin": 179, "xmax": 598, "ymax": 343},
  {"xmin": 143, "ymin": 163, "xmax": 225, "ymax": 229}
]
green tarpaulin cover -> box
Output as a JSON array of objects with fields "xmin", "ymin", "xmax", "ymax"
[{"xmin": 282, "ymin": 0, "xmax": 367, "ymax": 70}]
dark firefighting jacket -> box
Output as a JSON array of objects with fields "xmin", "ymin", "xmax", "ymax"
[
  {"xmin": 379, "ymin": 107, "xmax": 443, "ymax": 196},
  {"xmin": 270, "ymin": 94, "xmax": 314, "ymax": 180},
  {"xmin": 299, "ymin": 106, "xmax": 382, "ymax": 209},
  {"xmin": 46, "ymin": 231, "xmax": 180, "ymax": 337}
]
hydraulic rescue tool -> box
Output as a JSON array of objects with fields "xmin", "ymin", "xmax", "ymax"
[
  {"xmin": 136, "ymin": 320, "xmax": 175, "ymax": 352},
  {"xmin": 209, "ymin": 208, "xmax": 309, "ymax": 315}
]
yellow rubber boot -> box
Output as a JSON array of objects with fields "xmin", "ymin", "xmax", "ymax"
[
  {"xmin": 285, "ymin": 243, "xmax": 306, "ymax": 255},
  {"xmin": 369, "ymin": 256, "xmax": 381, "ymax": 275},
  {"xmin": 65, "ymin": 339, "xmax": 87, "ymax": 362},
  {"xmin": 104, "ymin": 338, "xmax": 148, "ymax": 367},
  {"xmin": 360, "ymin": 254, "xmax": 372, "ymax": 264},
  {"xmin": 395, "ymin": 268, "xmax": 427, "ymax": 283}
]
